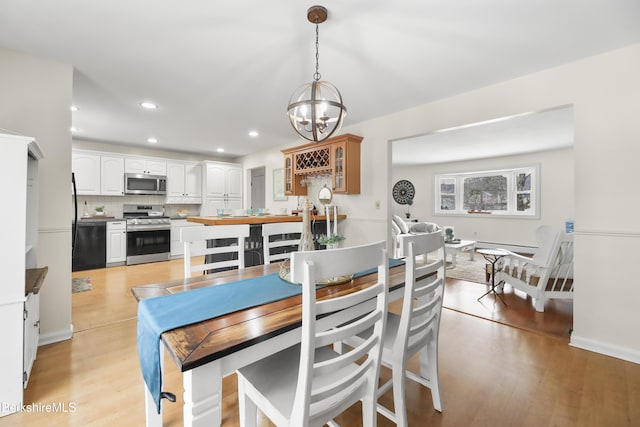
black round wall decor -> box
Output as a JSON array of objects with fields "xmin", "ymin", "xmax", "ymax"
[{"xmin": 392, "ymin": 180, "xmax": 415, "ymax": 205}]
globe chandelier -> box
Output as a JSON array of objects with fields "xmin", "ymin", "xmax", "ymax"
[{"xmin": 287, "ymin": 5, "xmax": 347, "ymax": 143}]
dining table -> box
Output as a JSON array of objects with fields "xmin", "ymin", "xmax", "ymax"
[{"xmin": 132, "ymin": 259, "xmax": 411, "ymax": 427}]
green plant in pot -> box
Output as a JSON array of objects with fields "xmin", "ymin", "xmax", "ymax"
[
  {"xmin": 318, "ymin": 234, "xmax": 345, "ymax": 249},
  {"xmin": 95, "ymin": 206, "xmax": 105, "ymax": 215},
  {"xmin": 405, "ymin": 199, "xmax": 413, "ymax": 219}
]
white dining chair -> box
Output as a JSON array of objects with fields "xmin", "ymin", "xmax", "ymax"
[
  {"xmin": 180, "ymin": 224, "xmax": 250, "ymax": 278},
  {"xmin": 262, "ymin": 222, "xmax": 302, "ymax": 264},
  {"xmin": 236, "ymin": 241, "xmax": 389, "ymax": 427},
  {"xmin": 344, "ymin": 230, "xmax": 446, "ymax": 426}
]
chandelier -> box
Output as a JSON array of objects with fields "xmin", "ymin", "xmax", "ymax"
[{"xmin": 287, "ymin": 5, "xmax": 347, "ymax": 143}]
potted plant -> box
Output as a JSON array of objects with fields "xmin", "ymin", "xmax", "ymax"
[
  {"xmin": 95, "ymin": 206, "xmax": 105, "ymax": 216},
  {"xmin": 317, "ymin": 234, "xmax": 346, "ymax": 249},
  {"xmin": 405, "ymin": 200, "xmax": 413, "ymax": 219}
]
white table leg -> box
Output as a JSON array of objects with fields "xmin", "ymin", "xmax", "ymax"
[
  {"xmin": 450, "ymin": 251, "xmax": 457, "ymax": 268},
  {"xmin": 183, "ymin": 360, "xmax": 223, "ymax": 427},
  {"xmin": 145, "ymin": 383, "xmax": 163, "ymax": 427}
]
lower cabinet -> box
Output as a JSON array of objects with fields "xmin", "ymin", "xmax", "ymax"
[
  {"xmin": 170, "ymin": 220, "xmax": 205, "ymax": 258},
  {"xmin": 23, "ymin": 291, "xmax": 39, "ymax": 388},
  {"xmin": 107, "ymin": 221, "xmax": 127, "ymax": 265}
]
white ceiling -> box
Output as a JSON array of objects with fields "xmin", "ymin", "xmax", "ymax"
[
  {"xmin": 1, "ymin": 1, "xmax": 639, "ymax": 159},
  {"xmin": 392, "ymin": 106, "xmax": 574, "ymax": 165}
]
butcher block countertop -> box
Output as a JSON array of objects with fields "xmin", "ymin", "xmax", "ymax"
[{"xmin": 187, "ymin": 213, "xmax": 346, "ymax": 226}]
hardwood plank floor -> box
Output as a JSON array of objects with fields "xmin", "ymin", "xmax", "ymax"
[{"xmin": 1, "ymin": 258, "xmax": 638, "ymax": 426}]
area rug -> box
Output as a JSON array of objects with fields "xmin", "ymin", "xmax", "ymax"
[
  {"xmin": 72, "ymin": 277, "xmax": 92, "ymax": 293},
  {"xmin": 445, "ymin": 251, "xmax": 489, "ymax": 284}
]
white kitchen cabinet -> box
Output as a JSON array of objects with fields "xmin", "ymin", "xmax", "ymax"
[
  {"xmin": 125, "ymin": 157, "xmax": 167, "ymax": 175},
  {"xmin": 202, "ymin": 161, "xmax": 242, "ymax": 215},
  {"xmin": 106, "ymin": 221, "xmax": 127, "ymax": 265},
  {"xmin": 166, "ymin": 162, "xmax": 202, "ymax": 204},
  {"xmin": 185, "ymin": 164, "xmax": 203, "ymax": 199},
  {"xmin": 72, "ymin": 151, "xmax": 101, "ymax": 195},
  {"xmin": 100, "ymin": 155, "xmax": 125, "ymax": 196},
  {"xmin": 23, "ymin": 291, "xmax": 39, "ymax": 388},
  {"xmin": 170, "ymin": 219, "xmax": 205, "ymax": 258},
  {"xmin": 204, "ymin": 161, "xmax": 242, "ymax": 198}
]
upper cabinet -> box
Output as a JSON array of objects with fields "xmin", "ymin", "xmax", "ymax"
[
  {"xmin": 204, "ymin": 161, "xmax": 242, "ymax": 198},
  {"xmin": 72, "ymin": 151, "xmax": 101, "ymax": 195},
  {"xmin": 201, "ymin": 161, "xmax": 243, "ymax": 215},
  {"xmin": 124, "ymin": 157, "xmax": 167, "ymax": 175},
  {"xmin": 166, "ymin": 162, "xmax": 203, "ymax": 204},
  {"xmin": 73, "ymin": 151, "xmax": 126, "ymax": 196},
  {"xmin": 281, "ymin": 133, "xmax": 362, "ymax": 196},
  {"xmin": 100, "ymin": 155, "xmax": 125, "ymax": 196}
]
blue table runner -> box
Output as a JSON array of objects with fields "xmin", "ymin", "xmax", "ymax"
[{"xmin": 137, "ymin": 258, "xmax": 404, "ymax": 413}]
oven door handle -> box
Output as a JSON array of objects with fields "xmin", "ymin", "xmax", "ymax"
[{"xmin": 127, "ymin": 225, "xmax": 170, "ymax": 232}]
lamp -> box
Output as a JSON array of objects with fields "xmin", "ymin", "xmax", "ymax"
[{"xmin": 287, "ymin": 5, "xmax": 346, "ymax": 143}]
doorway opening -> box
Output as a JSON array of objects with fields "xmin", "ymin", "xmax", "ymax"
[{"xmin": 250, "ymin": 166, "xmax": 266, "ymax": 210}]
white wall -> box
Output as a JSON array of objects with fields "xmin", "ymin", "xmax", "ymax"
[
  {"xmin": 392, "ymin": 147, "xmax": 574, "ymax": 248},
  {"xmin": 240, "ymin": 44, "xmax": 640, "ymax": 363},
  {"xmin": 0, "ymin": 46, "xmax": 74, "ymax": 343}
]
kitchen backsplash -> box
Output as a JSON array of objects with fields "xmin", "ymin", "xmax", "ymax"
[{"xmin": 73, "ymin": 195, "xmax": 202, "ymax": 219}]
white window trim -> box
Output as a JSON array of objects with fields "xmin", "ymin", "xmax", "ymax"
[{"xmin": 434, "ymin": 165, "xmax": 540, "ymax": 219}]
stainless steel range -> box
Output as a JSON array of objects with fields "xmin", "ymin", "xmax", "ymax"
[{"xmin": 123, "ymin": 204, "xmax": 171, "ymax": 265}]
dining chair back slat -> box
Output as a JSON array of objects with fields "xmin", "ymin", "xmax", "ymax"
[
  {"xmin": 181, "ymin": 224, "xmax": 250, "ymax": 278},
  {"xmin": 262, "ymin": 222, "xmax": 302, "ymax": 264}
]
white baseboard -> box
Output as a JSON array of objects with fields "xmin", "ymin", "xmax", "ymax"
[
  {"xmin": 476, "ymin": 241, "xmax": 536, "ymax": 255},
  {"xmin": 570, "ymin": 334, "xmax": 640, "ymax": 365},
  {"xmin": 39, "ymin": 325, "xmax": 73, "ymax": 346}
]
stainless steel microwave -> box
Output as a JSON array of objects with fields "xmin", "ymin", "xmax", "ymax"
[{"xmin": 124, "ymin": 173, "xmax": 167, "ymax": 195}]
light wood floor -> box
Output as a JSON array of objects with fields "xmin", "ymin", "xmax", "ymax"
[{"xmin": 1, "ymin": 258, "xmax": 639, "ymax": 426}]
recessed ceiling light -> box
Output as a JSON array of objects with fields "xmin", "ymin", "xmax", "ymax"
[
  {"xmin": 248, "ymin": 130, "xmax": 259, "ymax": 137},
  {"xmin": 70, "ymin": 127, "xmax": 79, "ymax": 133},
  {"xmin": 216, "ymin": 148, "xmax": 225, "ymax": 153},
  {"xmin": 140, "ymin": 101, "xmax": 158, "ymax": 110},
  {"xmin": 70, "ymin": 105, "xmax": 79, "ymax": 112},
  {"xmin": 147, "ymin": 137, "xmax": 158, "ymax": 144}
]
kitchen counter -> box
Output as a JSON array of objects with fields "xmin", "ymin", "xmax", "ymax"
[
  {"xmin": 79, "ymin": 215, "xmax": 115, "ymax": 220},
  {"xmin": 187, "ymin": 213, "xmax": 346, "ymax": 226}
]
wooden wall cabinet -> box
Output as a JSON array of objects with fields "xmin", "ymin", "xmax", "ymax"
[{"xmin": 281, "ymin": 133, "xmax": 362, "ymax": 196}]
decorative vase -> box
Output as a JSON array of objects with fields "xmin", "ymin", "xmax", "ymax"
[{"xmin": 298, "ymin": 199, "xmax": 315, "ymax": 252}]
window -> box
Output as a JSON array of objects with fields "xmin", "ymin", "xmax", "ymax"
[{"xmin": 435, "ymin": 166, "xmax": 538, "ymax": 217}]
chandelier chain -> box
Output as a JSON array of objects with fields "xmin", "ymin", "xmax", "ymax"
[{"xmin": 314, "ymin": 22, "xmax": 321, "ymax": 81}]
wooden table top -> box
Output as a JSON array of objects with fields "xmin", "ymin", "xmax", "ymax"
[
  {"xmin": 131, "ymin": 262, "xmax": 406, "ymax": 372},
  {"xmin": 187, "ymin": 214, "xmax": 346, "ymax": 226}
]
